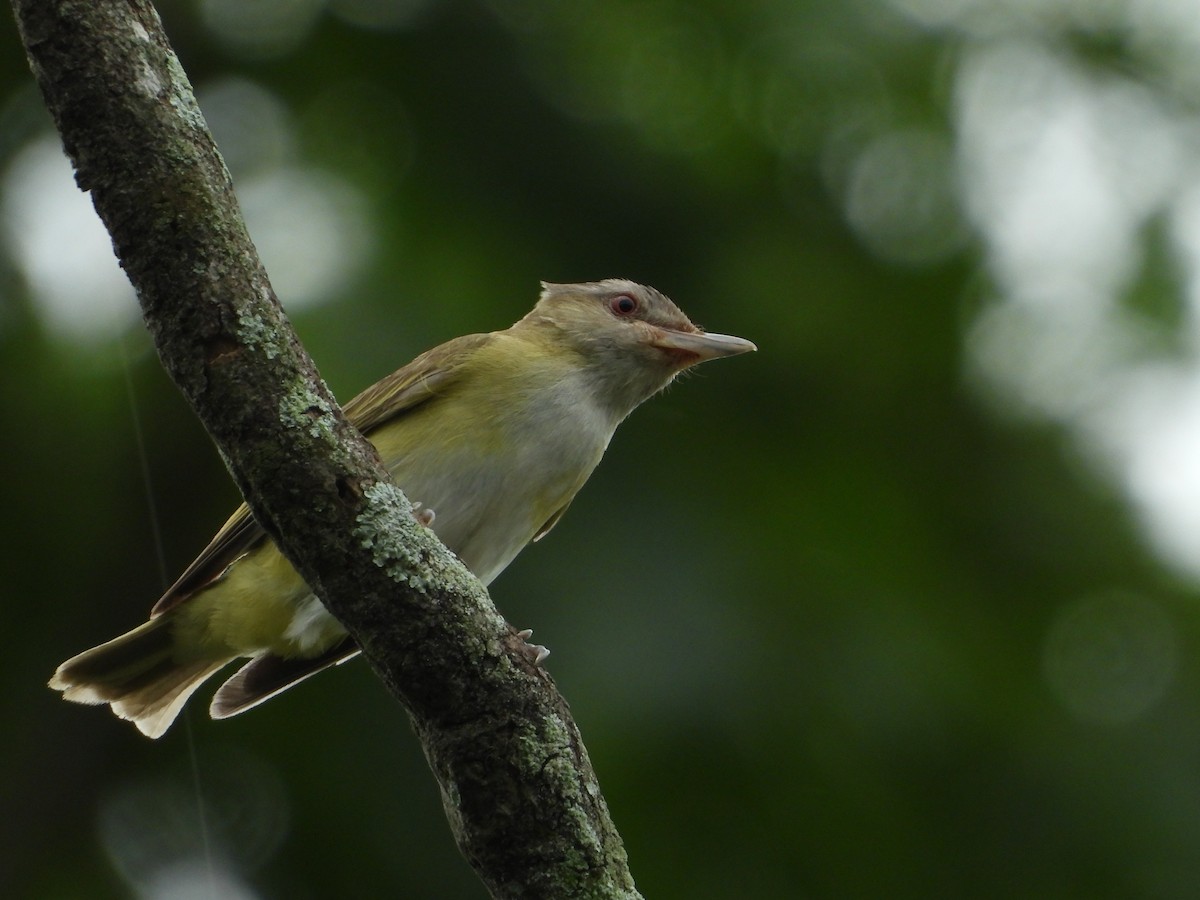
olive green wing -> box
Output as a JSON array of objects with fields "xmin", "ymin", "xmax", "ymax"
[
  {"xmin": 150, "ymin": 332, "xmax": 495, "ymax": 617},
  {"xmin": 343, "ymin": 332, "xmax": 492, "ymax": 434},
  {"xmin": 533, "ymin": 502, "xmax": 572, "ymax": 543},
  {"xmin": 150, "ymin": 504, "xmax": 262, "ymax": 616}
]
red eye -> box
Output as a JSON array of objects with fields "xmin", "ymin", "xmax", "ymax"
[{"xmin": 610, "ymin": 294, "xmax": 638, "ymax": 316}]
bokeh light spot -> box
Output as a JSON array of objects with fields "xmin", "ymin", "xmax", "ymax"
[
  {"xmin": 842, "ymin": 129, "xmax": 968, "ymax": 266},
  {"xmin": 953, "ymin": 33, "xmax": 1200, "ymax": 579},
  {"xmin": 239, "ymin": 167, "xmax": 373, "ymax": 311},
  {"xmin": 199, "ymin": 0, "xmax": 324, "ymax": 61},
  {"xmin": 97, "ymin": 749, "xmax": 288, "ymax": 898},
  {"xmin": 198, "ymin": 78, "xmax": 294, "ymax": 179},
  {"xmin": 1, "ymin": 135, "xmax": 137, "ymax": 343},
  {"xmin": 1043, "ymin": 591, "xmax": 1177, "ymax": 726}
]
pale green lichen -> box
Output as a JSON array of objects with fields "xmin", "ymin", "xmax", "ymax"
[
  {"xmin": 352, "ymin": 483, "xmax": 510, "ymax": 635},
  {"xmin": 278, "ymin": 386, "xmax": 335, "ymax": 440},
  {"xmin": 236, "ymin": 308, "xmax": 283, "ymax": 359},
  {"xmin": 353, "ymin": 481, "xmax": 430, "ymax": 593}
]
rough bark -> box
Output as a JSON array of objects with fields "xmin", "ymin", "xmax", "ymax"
[{"xmin": 10, "ymin": 1, "xmax": 640, "ymax": 896}]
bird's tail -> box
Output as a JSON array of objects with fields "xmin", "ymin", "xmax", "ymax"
[{"xmin": 49, "ymin": 612, "xmax": 233, "ymax": 739}]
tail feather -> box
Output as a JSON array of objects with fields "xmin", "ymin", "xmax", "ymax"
[
  {"xmin": 210, "ymin": 639, "xmax": 359, "ymax": 720},
  {"xmin": 50, "ymin": 615, "xmax": 234, "ymax": 739}
]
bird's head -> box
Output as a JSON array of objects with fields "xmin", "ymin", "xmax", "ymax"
[{"xmin": 521, "ymin": 279, "xmax": 756, "ymax": 415}]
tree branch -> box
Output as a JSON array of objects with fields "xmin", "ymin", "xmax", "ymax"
[{"xmin": 11, "ymin": 1, "xmax": 640, "ymax": 896}]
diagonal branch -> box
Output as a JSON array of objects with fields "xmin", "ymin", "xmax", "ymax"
[{"xmin": 10, "ymin": 1, "xmax": 640, "ymax": 896}]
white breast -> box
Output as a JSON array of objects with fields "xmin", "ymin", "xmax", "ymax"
[{"xmin": 388, "ymin": 371, "xmax": 616, "ymax": 586}]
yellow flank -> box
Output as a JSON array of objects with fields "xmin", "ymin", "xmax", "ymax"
[{"xmin": 173, "ymin": 541, "xmax": 335, "ymax": 660}]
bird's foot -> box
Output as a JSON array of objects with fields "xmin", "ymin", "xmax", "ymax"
[
  {"xmin": 410, "ymin": 501, "xmax": 436, "ymax": 528},
  {"xmin": 516, "ymin": 629, "xmax": 550, "ymax": 666}
]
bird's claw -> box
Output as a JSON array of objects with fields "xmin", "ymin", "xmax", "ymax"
[
  {"xmin": 516, "ymin": 629, "xmax": 550, "ymax": 666},
  {"xmin": 410, "ymin": 501, "xmax": 436, "ymax": 528}
]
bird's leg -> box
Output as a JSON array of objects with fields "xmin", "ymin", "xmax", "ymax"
[
  {"xmin": 410, "ymin": 501, "xmax": 436, "ymax": 528},
  {"xmin": 515, "ymin": 629, "xmax": 550, "ymax": 666}
]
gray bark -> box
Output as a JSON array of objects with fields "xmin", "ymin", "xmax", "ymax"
[{"xmin": 10, "ymin": 1, "xmax": 640, "ymax": 896}]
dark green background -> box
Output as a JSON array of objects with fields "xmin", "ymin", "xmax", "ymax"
[{"xmin": 4, "ymin": 2, "xmax": 1198, "ymax": 897}]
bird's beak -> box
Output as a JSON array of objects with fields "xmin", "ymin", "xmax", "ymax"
[{"xmin": 651, "ymin": 328, "xmax": 757, "ymax": 364}]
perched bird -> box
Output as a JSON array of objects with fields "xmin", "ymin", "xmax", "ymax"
[{"xmin": 50, "ymin": 279, "xmax": 755, "ymax": 738}]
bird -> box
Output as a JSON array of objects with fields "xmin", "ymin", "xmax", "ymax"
[{"xmin": 49, "ymin": 279, "xmax": 756, "ymax": 738}]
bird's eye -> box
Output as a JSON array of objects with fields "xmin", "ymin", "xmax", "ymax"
[{"xmin": 610, "ymin": 294, "xmax": 638, "ymax": 316}]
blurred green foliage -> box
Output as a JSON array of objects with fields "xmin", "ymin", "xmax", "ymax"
[{"xmin": 5, "ymin": 1, "xmax": 1200, "ymax": 898}]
